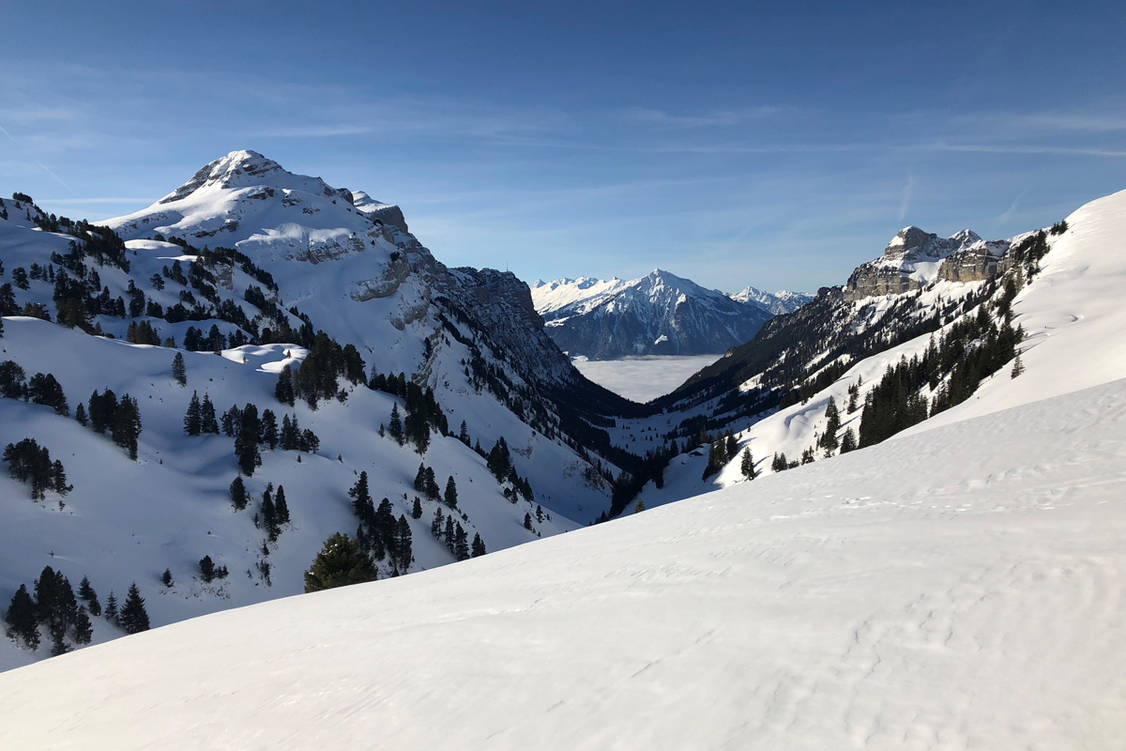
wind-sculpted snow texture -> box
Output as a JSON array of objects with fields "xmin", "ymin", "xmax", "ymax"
[{"xmin": 1, "ymin": 378, "xmax": 1122, "ymax": 750}]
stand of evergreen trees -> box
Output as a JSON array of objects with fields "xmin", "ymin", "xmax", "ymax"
[
  {"xmin": 86, "ymin": 389, "xmax": 143, "ymax": 459},
  {"xmin": 187, "ymin": 398, "xmax": 319, "ymax": 474},
  {"xmin": 304, "ymin": 533, "xmax": 378, "ymax": 593},
  {"xmin": 4, "ymin": 567, "xmax": 97, "ymax": 655},
  {"xmin": 0, "ymin": 361, "xmax": 69, "ymax": 416},
  {"xmin": 429, "ymin": 507, "xmax": 471, "ymax": 561},
  {"xmin": 859, "ymin": 307, "xmax": 1021, "ymax": 448},
  {"xmin": 701, "ymin": 433, "xmax": 738, "ymax": 480},
  {"xmin": 347, "ymin": 473, "xmax": 413, "ymax": 573},
  {"xmin": 485, "ymin": 437, "xmax": 535, "ymax": 501},
  {"xmin": 3, "ymin": 439, "xmax": 71, "ymax": 500}
]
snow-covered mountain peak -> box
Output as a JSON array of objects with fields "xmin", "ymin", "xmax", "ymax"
[
  {"xmin": 531, "ymin": 270, "xmax": 773, "ymax": 358},
  {"xmin": 729, "ymin": 286, "xmax": 813, "ymax": 314},
  {"xmin": 157, "ymin": 149, "xmax": 333, "ymax": 204}
]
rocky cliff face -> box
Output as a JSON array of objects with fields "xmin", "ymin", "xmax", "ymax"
[{"xmin": 845, "ymin": 226, "xmax": 1011, "ymax": 300}]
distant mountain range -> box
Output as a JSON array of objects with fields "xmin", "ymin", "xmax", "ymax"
[{"xmin": 530, "ymin": 271, "xmax": 809, "ymax": 359}]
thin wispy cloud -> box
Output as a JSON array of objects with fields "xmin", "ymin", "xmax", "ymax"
[
  {"xmin": 908, "ymin": 143, "xmax": 1126, "ymax": 158},
  {"xmin": 0, "ymin": 107, "xmax": 77, "ymax": 123},
  {"xmin": 898, "ymin": 173, "xmax": 916, "ymax": 222},
  {"xmin": 0, "ymin": 121, "xmax": 72, "ymax": 191},
  {"xmin": 259, "ymin": 125, "xmax": 376, "ymax": 138},
  {"xmin": 622, "ymin": 106, "xmax": 780, "ymax": 128},
  {"xmin": 996, "ymin": 188, "xmax": 1029, "ymax": 225}
]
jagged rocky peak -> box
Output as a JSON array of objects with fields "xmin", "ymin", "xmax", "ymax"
[
  {"xmin": 159, "ymin": 149, "xmax": 352, "ymax": 205},
  {"xmin": 848, "ymin": 223, "xmax": 1013, "ymax": 301},
  {"xmin": 883, "ymin": 226, "xmax": 982, "ymax": 259}
]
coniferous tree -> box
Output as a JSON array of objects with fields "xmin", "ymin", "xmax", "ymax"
[
  {"xmin": 88, "ymin": 389, "xmax": 117, "ymax": 434},
  {"xmin": 431, "ymin": 507, "xmax": 444, "ymax": 538},
  {"xmin": 172, "ymin": 352, "xmax": 187, "ymax": 386},
  {"xmin": 740, "ymin": 447, "xmax": 757, "ymax": 480},
  {"xmin": 454, "ymin": 524, "xmax": 469, "ymax": 560},
  {"xmin": 424, "ymin": 467, "xmax": 440, "ymax": 500},
  {"xmin": 275, "ymin": 485, "xmax": 290, "ymax": 525},
  {"xmin": 274, "ymin": 364, "xmax": 296, "ymax": 406},
  {"xmin": 234, "ymin": 403, "xmax": 262, "ymax": 475},
  {"xmin": 73, "ymin": 609, "xmax": 93, "ymax": 645},
  {"xmin": 4, "ymin": 584, "xmax": 39, "ymax": 649},
  {"xmin": 818, "ymin": 397, "xmax": 841, "ymax": 452},
  {"xmin": 229, "ymin": 476, "xmax": 248, "ymax": 510},
  {"xmin": 443, "ymin": 475, "xmax": 458, "ymax": 508},
  {"xmin": 28, "ymin": 372, "xmax": 68, "ymax": 416},
  {"xmin": 111, "ymin": 395, "xmax": 142, "ymax": 459},
  {"xmin": 104, "ymin": 591, "xmax": 118, "ymax": 623},
  {"xmin": 200, "ymin": 394, "xmax": 219, "ymax": 434},
  {"xmin": 486, "ymin": 437, "xmax": 512, "ymax": 481},
  {"xmin": 183, "ymin": 391, "xmax": 202, "ymax": 435},
  {"xmin": 221, "ymin": 405, "xmax": 240, "ymax": 436},
  {"xmin": 411, "ymin": 496, "xmax": 423, "ymax": 519},
  {"xmin": 303, "ymin": 533, "xmax": 377, "ymax": 592},
  {"xmin": 1011, "ymin": 351, "xmax": 1025, "ymax": 378},
  {"xmin": 78, "ymin": 576, "xmax": 101, "ymax": 616},
  {"xmin": 74, "ymin": 402, "xmax": 87, "ymax": 426},
  {"xmin": 261, "ymin": 409, "xmax": 278, "ymax": 449},
  {"xmin": 199, "ymin": 556, "xmax": 216, "ymax": 583},
  {"xmin": 412, "ymin": 464, "xmax": 427, "ymax": 494},
  {"xmin": 840, "ymin": 427, "xmax": 858, "ymax": 453},
  {"xmin": 348, "ymin": 471, "xmax": 372, "ymax": 515},
  {"xmin": 161, "ymin": 569, "xmax": 174, "ymax": 587},
  {"xmin": 388, "ymin": 404, "xmax": 403, "ymax": 444},
  {"xmin": 261, "ymin": 486, "xmax": 279, "ymax": 542},
  {"xmin": 394, "ymin": 515, "xmax": 413, "ymax": 571},
  {"xmin": 523, "ymin": 512, "xmax": 534, "ymax": 531},
  {"xmin": 118, "ymin": 583, "xmax": 150, "ymax": 633},
  {"xmin": 471, "ymin": 533, "xmax": 486, "ymax": 558}
]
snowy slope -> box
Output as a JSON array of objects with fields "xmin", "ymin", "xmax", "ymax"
[
  {"xmin": 1, "ymin": 377, "xmax": 1122, "ymax": 750},
  {"xmin": 531, "ymin": 269, "xmax": 773, "ymax": 358},
  {"xmin": 626, "ymin": 188, "xmax": 1126, "ymax": 507},
  {"xmin": 908, "ymin": 188, "xmax": 1126, "ymax": 430},
  {"xmin": 0, "ymin": 316, "xmax": 573, "ymax": 670},
  {"xmin": 0, "ymin": 154, "xmax": 635, "ymax": 668}
]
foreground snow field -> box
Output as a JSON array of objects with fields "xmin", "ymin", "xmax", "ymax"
[{"xmin": 2, "ymin": 378, "xmax": 1123, "ymax": 750}]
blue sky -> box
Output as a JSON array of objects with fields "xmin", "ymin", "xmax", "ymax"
[{"xmin": 2, "ymin": 0, "xmax": 1125, "ymax": 292}]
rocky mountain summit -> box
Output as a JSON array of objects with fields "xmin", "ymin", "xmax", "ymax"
[
  {"xmin": 531, "ymin": 270, "xmax": 773, "ymax": 358},
  {"xmin": 844, "ymin": 226, "xmax": 1011, "ymax": 301}
]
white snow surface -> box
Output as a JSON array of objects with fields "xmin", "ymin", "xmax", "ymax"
[
  {"xmin": 571, "ymin": 354, "xmax": 719, "ymax": 403},
  {"xmin": 1, "ymin": 377, "xmax": 1123, "ymax": 750}
]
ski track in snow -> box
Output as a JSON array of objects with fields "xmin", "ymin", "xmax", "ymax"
[{"xmin": 0, "ymin": 378, "xmax": 1123, "ymax": 750}]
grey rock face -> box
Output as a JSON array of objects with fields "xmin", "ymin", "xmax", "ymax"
[{"xmin": 845, "ymin": 227, "xmax": 998, "ymax": 301}]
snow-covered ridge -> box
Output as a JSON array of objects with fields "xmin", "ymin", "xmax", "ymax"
[
  {"xmin": 2, "ymin": 376, "xmax": 1122, "ymax": 749},
  {"xmin": 728, "ymin": 285, "xmax": 812, "ymax": 314},
  {"xmin": 531, "ymin": 269, "xmax": 774, "ymax": 358}
]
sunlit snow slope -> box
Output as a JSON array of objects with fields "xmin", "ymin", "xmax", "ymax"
[{"xmin": 1, "ymin": 377, "xmax": 1123, "ymax": 750}]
